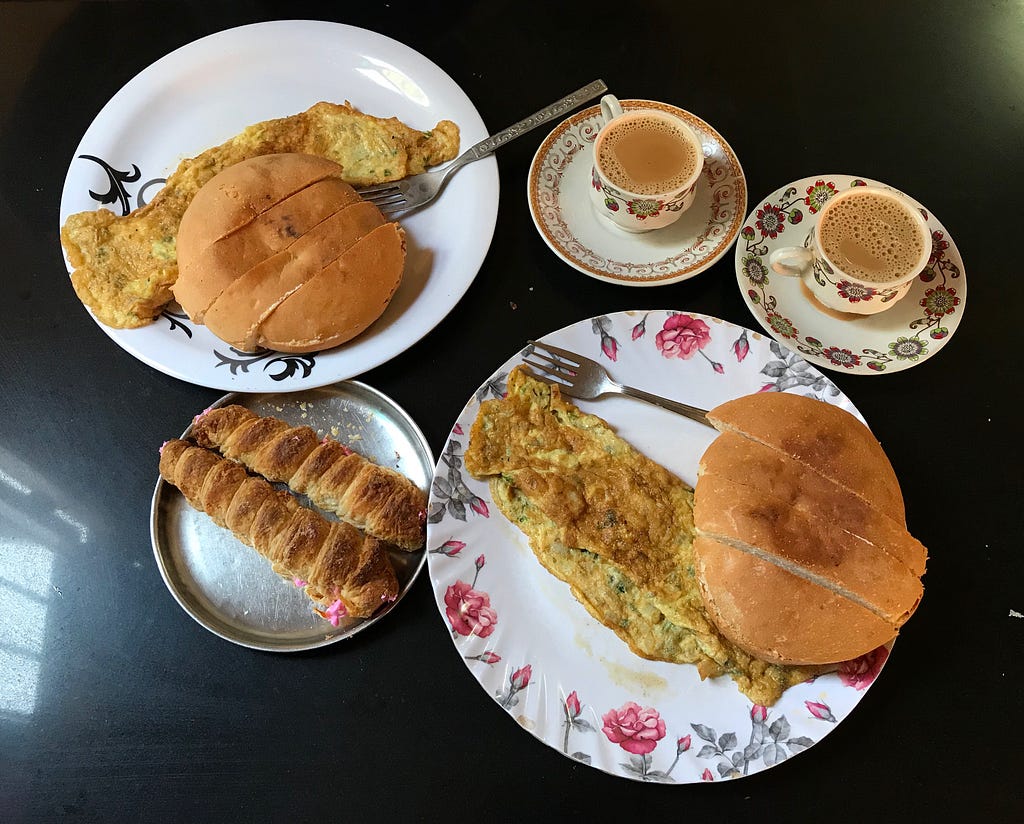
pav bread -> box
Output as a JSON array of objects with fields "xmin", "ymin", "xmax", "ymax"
[
  {"xmin": 693, "ymin": 392, "xmax": 927, "ymax": 666},
  {"xmin": 172, "ymin": 152, "xmax": 405, "ymax": 353}
]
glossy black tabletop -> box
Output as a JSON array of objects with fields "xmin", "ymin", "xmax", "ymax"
[{"xmin": 2, "ymin": 1, "xmax": 1021, "ymax": 820}]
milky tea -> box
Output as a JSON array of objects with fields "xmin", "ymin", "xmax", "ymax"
[
  {"xmin": 817, "ymin": 189, "xmax": 928, "ymax": 284},
  {"xmin": 595, "ymin": 112, "xmax": 701, "ymax": 196}
]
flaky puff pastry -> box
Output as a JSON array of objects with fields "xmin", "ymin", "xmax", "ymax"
[
  {"xmin": 159, "ymin": 439, "xmax": 397, "ymax": 618},
  {"xmin": 191, "ymin": 405, "xmax": 426, "ymax": 550}
]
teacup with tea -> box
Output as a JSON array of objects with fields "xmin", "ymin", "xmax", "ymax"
[
  {"xmin": 769, "ymin": 185, "xmax": 932, "ymax": 315},
  {"xmin": 588, "ymin": 95, "xmax": 704, "ymax": 232}
]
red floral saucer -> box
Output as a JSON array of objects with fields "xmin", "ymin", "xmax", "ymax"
[{"xmin": 735, "ymin": 174, "xmax": 965, "ymax": 375}]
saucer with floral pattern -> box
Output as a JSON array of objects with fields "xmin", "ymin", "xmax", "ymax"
[
  {"xmin": 528, "ymin": 101, "xmax": 746, "ymax": 285},
  {"xmin": 735, "ymin": 174, "xmax": 966, "ymax": 374}
]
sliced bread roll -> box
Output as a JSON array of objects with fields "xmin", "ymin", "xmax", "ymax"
[
  {"xmin": 201, "ymin": 201, "xmax": 386, "ymax": 351},
  {"xmin": 172, "ymin": 153, "xmax": 405, "ymax": 353},
  {"xmin": 694, "ymin": 392, "xmax": 926, "ymax": 665},
  {"xmin": 707, "ymin": 392, "xmax": 905, "ymax": 523},
  {"xmin": 694, "ymin": 473, "xmax": 923, "ymax": 627},
  {"xmin": 699, "ymin": 432, "xmax": 927, "ymax": 576},
  {"xmin": 693, "ymin": 536, "xmax": 897, "ymax": 665},
  {"xmin": 173, "ymin": 177, "xmax": 362, "ymax": 322},
  {"xmin": 175, "ymin": 153, "xmax": 345, "ymax": 267},
  {"xmin": 254, "ymin": 222, "xmax": 405, "ymax": 353}
]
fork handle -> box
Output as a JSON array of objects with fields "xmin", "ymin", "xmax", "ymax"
[
  {"xmin": 615, "ymin": 383, "xmax": 712, "ymax": 428},
  {"xmin": 454, "ymin": 79, "xmax": 608, "ymax": 167}
]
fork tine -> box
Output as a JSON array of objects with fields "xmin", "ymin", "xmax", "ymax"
[
  {"xmin": 522, "ymin": 356, "xmax": 574, "ymax": 379},
  {"xmin": 526, "ymin": 339, "xmax": 583, "ymax": 367},
  {"xmin": 356, "ymin": 182, "xmax": 402, "ymax": 196},
  {"xmin": 361, "ymin": 191, "xmax": 408, "ymax": 207},
  {"xmin": 523, "ymin": 351, "xmax": 577, "ymax": 375},
  {"xmin": 521, "ymin": 360, "xmax": 573, "ymax": 386}
]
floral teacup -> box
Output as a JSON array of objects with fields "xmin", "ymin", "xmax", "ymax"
[
  {"xmin": 768, "ymin": 185, "xmax": 932, "ymax": 315},
  {"xmin": 588, "ymin": 95, "xmax": 704, "ymax": 233}
]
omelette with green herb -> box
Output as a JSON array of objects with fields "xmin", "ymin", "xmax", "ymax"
[
  {"xmin": 464, "ymin": 366, "xmax": 826, "ymax": 706},
  {"xmin": 62, "ymin": 101, "xmax": 459, "ymax": 328}
]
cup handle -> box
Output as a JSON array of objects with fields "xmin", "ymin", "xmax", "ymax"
[
  {"xmin": 600, "ymin": 94, "xmax": 623, "ymax": 124},
  {"xmin": 769, "ymin": 247, "xmax": 814, "ymax": 277}
]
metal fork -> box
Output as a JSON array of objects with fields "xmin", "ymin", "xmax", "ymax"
[
  {"xmin": 524, "ymin": 340, "xmax": 713, "ymax": 428},
  {"xmin": 357, "ymin": 79, "xmax": 608, "ymax": 214}
]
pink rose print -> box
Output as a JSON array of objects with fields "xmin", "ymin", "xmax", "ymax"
[
  {"xmin": 566, "ymin": 691, "xmax": 581, "ymax": 720},
  {"xmin": 429, "ymin": 539, "xmax": 466, "ymax": 557},
  {"xmin": 601, "ymin": 702, "xmax": 666, "ymax": 756},
  {"xmin": 510, "ymin": 665, "xmax": 532, "ymax": 690},
  {"xmin": 701, "ymin": 768, "xmax": 714, "ymax": 781},
  {"xmin": 602, "ymin": 335, "xmax": 618, "ymax": 361},
  {"xmin": 452, "ymin": 423, "xmax": 464, "ymax": 435},
  {"xmin": 805, "ymin": 700, "xmax": 837, "ymax": 723},
  {"xmin": 632, "ymin": 314, "xmax": 649, "ymax": 340},
  {"xmin": 497, "ymin": 663, "xmax": 533, "ymax": 709},
  {"xmin": 839, "ymin": 645, "xmax": 889, "ymax": 689},
  {"xmin": 561, "ymin": 690, "xmax": 596, "ymax": 763},
  {"xmin": 750, "ymin": 705, "xmax": 768, "ymax": 723},
  {"xmin": 466, "ymin": 650, "xmax": 501, "ymax": 664},
  {"xmin": 655, "ymin": 314, "xmax": 711, "ymax": 360},
  {"xmin": 470, "ymin": 497, "xmax": 490, "ymax": 517},
  {"xmin": 733, "ymin": 330, "xmax": 750, "ymax": 363},
  {"xmin": 444, "ymin": 580, "xmax": 497, "ymax": 638},
  {"xmin": 676, "ymin": 735, "xmax": 691, "ymax": 753}
]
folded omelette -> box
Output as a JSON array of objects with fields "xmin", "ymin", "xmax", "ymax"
[
  {"xmin": 62, "ymin": 101, "xmax": 459, "ymax": 328},
  {"xmin": 464, "ymin": 365, "xmax": 825, "ymax": 706}
]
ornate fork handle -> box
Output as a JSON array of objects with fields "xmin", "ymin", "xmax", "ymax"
[
  {"xmin": 450, "ymin": 79, "xmax": 608, "ymax": 171},
  {"xmin": 610, "ymin": 381, "xmax": 711, "ymax": 427}
]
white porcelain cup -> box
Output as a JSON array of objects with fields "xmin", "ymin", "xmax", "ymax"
[
  {"xmin": 769, "ymin": 185, "xmax": 932, "ymax": 315},
  {"xmin": 588, "ymin": 95, "xmax": 704, "ymax": 233}
]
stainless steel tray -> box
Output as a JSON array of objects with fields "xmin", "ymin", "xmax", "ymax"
[{"xmin": 150, "ymin": 382, "xmax": 432, "ymax": 651}]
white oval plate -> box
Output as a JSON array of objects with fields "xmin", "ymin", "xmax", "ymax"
[
  {"xmin": 151, "ymin": 383, "xmax": 433, "ymax": 651},
  {"xmin": 527, "ymin": 101, "xmax": 746, "ymax": 285},
  {"xmin": 735, "ymin": 174, "xmax": 966, "ymax": 374},
  {"xmin": 60, "ymin": 20, "xmax": 499, "ymax": 391},
  {"xmin": 426, "ymin": 310, "xmax": 893, "ymax": 783}
]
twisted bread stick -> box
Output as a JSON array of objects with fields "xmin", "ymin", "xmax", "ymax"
[
  {"xmin": 191, "ymin": 405, "xmax": 426, "ymax": 550},
  {"xmin": 159, "ymin": 439, "xmax": 398, "ymax": 618}
]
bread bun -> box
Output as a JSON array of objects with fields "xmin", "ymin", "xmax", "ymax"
[
  {"xmin": 694, "ymin": 393, "xmax": 926, "ymax": 665},
  {"xmin": 172, "ymin": 153, "xmax": 405, "ymax": 352}
]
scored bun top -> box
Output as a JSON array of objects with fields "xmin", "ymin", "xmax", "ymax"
[
  {"xmin": 694, "ymin": 392, "xmax": 926, "ymax": 666},
  {"xmin": 176, "ymin": 153, "xmax": 345, "ymax": 267},
  {"xmin": 707, "ymin": 392, "xmax": 905, "ymax": 524},
  {"xmin": 173, "ymin": 153, "xmax": 405, "ymax": 354}
]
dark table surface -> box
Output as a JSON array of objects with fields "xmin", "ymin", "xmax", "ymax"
[{"xmin": 2, "ymin": 1, "xmax": 1021, "ymax": 820}]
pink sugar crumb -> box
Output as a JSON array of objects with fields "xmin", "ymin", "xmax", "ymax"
[
  {"xmin": 315, "ymin": 599, "xmax": 347, "ymax": 627},
  {"xmin": 193, "ymin": 406, "xmax": 215, "ymax": 424},
  {"xmin": 159, "ymin": 440, "xmax": 169, "ymax": 454},
  {"xmin": 381, "ymin": 592, "xmax": 397, "ymax": 603},
  {"xmin": 293, "ymin": 578, "xmax": 308, "ymax": 588}
]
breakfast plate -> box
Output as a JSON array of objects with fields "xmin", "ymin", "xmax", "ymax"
[
  {"xmin": 735, "ymin": 174, "xmax": 966, "ymax": 375},
  {"xmin": 59, "ymin": 20, "xmax": 499, "ymax": 391},
  {"xmin": 426, "ymin": 310, "xmax": 892, "ymax": 783},
  {"xmin": 527, "ymin": 101, "xmax": 746, "ymax": 285},
  {"xmin": 150, "ymin": 383, "xmax": 432, "ymax": 651}
]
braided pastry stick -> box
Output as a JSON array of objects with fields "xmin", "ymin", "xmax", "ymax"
[
  {"xmin": 159, "ymin": 439, "xmax": 398, "ymax": 619},
  {"xmin": 191, "ymin": 405, "xmax": 426, "ymax": 550}
]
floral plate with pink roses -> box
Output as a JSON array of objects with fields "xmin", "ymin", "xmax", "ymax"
[
  {"xmin": 736, "ymin": 174, "xmax": 966, "ymax": 375},
  {"xmin": 426, "ymin": 310, "xmax": 892, "ymax": 783}
]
